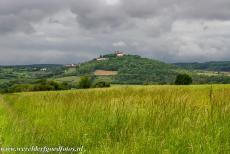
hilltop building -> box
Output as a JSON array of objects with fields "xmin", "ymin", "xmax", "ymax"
[
  {"xmin": 96, "ymin": 51, "xmax": 125, "ymax": 61},
  {"xmin": 115, "ymin": 51, "xmax": 125, "ymax": 57}
]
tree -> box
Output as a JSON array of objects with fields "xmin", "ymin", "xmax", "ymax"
[
  {"xmin": 175, "ymin": 74, "xmax": 192, "ymax": 85},
  {"xmin": 78, "ymin": 76, "xmax": 92, "ymax": 89}
]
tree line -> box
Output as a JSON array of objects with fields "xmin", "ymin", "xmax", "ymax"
[{"xmin": 0, "ymin": 77, "xmax": 111, "ymax": 93}]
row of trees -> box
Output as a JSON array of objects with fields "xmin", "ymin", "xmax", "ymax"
[
  {"xmin": 1, "ymin": 74, "xmax": 192, "ymax": 93},
  {"xmin": 1, "ymin": 77, "xmax": 111, "ymax": 93},
  {"xmin": 2, "ymin": 80, "xmax": 74, "ymax": 93},
  {"xmin": 78, "ymin": 74, "xmax": 193, "ymax": 88}
]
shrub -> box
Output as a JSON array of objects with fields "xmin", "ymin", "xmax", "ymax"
[
  {"xmin": 175, "ymin": 74, "xmax": 192, "ymax": 85},
  {"xmin": 78, "ymin": 76, "xmax": 92, "ymax": 89},
  {"xmin": 93, "ymin": 81, "xmax": 110, "ymax": 88},
  {"xmin": 6, "ymin": 84, "xmax": 33, "ymax": 93}
]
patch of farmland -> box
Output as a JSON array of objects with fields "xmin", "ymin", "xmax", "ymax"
[
  {"xmin": 94, "ymin": 70, "xmax": 118, "ymax": 76},
  {"xmin": 54, "ymin": 76, "xmax": 80, "ymax": 83}
]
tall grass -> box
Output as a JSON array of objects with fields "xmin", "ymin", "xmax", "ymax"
[{"xmin": 0, "ymin": 85, "xmax": 230, "ymax": 153}]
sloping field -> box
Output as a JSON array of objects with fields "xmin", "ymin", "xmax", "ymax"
[
  {"xmin": 0, "ymin": 85, "xmax": 230, "ymax": 153},
  {"xmin": 53, "ymin": 76, "xmax": 80, "ymax": 83},
  {"xmin": 94, "ymin": 70, "xmax": 118, "ymax": 76}
]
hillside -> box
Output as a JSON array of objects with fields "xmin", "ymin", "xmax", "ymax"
[
  {"xmin": 175, "ymin": 61, "xmax": 230, "ymax": 72},
  {"xmin": 75, "ymin": 54, "xmax": 183, "ymax": 84}
]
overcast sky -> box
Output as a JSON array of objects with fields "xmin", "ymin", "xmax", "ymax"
[{"xmin": 0, "ymin": 0, "xmax": 230, "ymax": 65}]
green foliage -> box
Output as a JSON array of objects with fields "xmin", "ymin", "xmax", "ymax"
[
  {"xmin": 175, "ymin": 61, "xmax": 230, "ymax": 72},
  {"xmin": 92, "ymin": 81, "xmax": 110, "ymax": 88},
  {"xmin": 78, "ymin": 76, "xmax": 92, "ymax": 89},
  {"xmin": 193, "ymin": 75, "xmax": 230, "ymax": 84},
  {"xmin": 175, "ymin": 74, "xmax": 193, "ymax": 85},
  {"xmin": 1, "ymin": 80, "xmax": 73, "ymax": 93},
  {"xmin": 6, "ymin": 84, "xmax": 34, "ymax": 93}
]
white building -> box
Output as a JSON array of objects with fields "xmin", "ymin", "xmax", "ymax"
[
  {"xmin": 40, "ymin": 68, "xmax": 47, "ymax": 71},
  {"xmin": 65, "ymin": 64, "xmax": 77, "ymax": 68},
  {"xmin": 115, "ymin": 51, "xmax": 125, "ymax": 57},
  {"xmin": 97, "ymin": 57, "xmax": 109, "ymax": 61}
]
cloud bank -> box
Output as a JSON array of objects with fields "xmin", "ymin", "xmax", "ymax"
[{"xmin": 0, "ymin": 0, "xmax": 230, "ymax": 64}]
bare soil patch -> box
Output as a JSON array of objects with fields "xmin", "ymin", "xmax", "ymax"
[{"xmin": 94, "ymin": 70, "xmax": 118, "ymax": 76}]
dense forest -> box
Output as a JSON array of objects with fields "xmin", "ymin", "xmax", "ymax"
[{"xmin": 175, "ymin": 61, "xmax": 230, "ymax": 72}]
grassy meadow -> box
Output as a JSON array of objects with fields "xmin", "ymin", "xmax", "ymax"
[{"xmin": 0, "ymin": 85, "xmax": 230, "ymax": 153}]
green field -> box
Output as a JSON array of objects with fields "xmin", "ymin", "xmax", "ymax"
[
  {"xmin": 53, "ymin": 76, "xmax": 81, "ymax": 83},
  {"xmin": 0, "ymin": 85, "xmax": 230, "ymax": 153}
]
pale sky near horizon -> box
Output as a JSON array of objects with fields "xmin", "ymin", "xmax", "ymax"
[{"xmin": 0, "ymin": 0, "xmax": 230, "ymax": 65}]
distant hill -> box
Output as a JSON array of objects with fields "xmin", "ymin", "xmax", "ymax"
[
  {"xmin": 75, "ymin": 54, "xmax": 185, "ymax": 84},
  {"xmin": 175, "ymin": 61, "xmax": 230, "ymax": 72},
  {"xmin": 2, "ymin": 54, "xmax": 230, "ymax": 89}
]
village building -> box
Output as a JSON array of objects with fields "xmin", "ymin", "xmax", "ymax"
[
  {"xmin": 40, "ymin": 68, "xmax": 47, "ymax": 71},
  {"xmin": 65, "ymin": 64, "xmax": 77, "ymax": 68},
  {"xmin": 96, "ymin": 57, "xmax": 109, "ymax": 61}
]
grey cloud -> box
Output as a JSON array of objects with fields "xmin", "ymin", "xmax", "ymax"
[
  {"xmin": 70, "ymin": 0, "xmax": 127, "ymax": 32},
  {"xmin": 0, "ymin": 14, "xmax": 34, "ymax": 34},
  {"xmin": 0, "ymin": 0, "xmax": 66, "ymax": 34},
  {"xmin": 175, "ymin": 0, "xmax": 230, "ymax": 20},
  {"xmin": 0, "ymin": 0, "xmax": 230, "ymax": 64}
]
